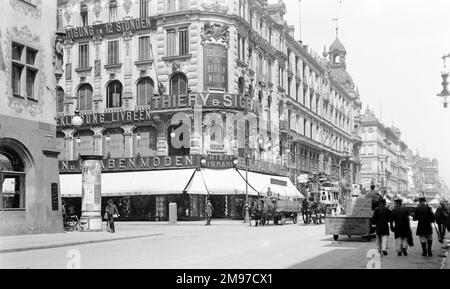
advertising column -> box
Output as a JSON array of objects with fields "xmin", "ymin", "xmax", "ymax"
[{"xmin": 80, "ymin": 155, "xmax": 103, "ymax": 231}]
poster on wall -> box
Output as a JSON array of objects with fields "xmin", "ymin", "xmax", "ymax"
[{"xmin": 203, "ymin": 44, "xmax": 228, "ymax": 91}]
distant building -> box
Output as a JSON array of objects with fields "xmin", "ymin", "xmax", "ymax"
[
  {"xmin": 359, "ymin": 108, "xmax": 408, "ymax": 195},
  {"xmin": 0, "ymin": 0, "xmax": 61, "ymax": 235}
]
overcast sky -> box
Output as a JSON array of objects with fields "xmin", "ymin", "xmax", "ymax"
[{"xmin": 278, "ymin": 0, "xmax": 450, "ymax": 188}]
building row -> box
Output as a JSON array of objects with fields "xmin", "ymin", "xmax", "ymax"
[{"xmin": 54, "ymin": 0, "xmax": 363, "ymax": 222}]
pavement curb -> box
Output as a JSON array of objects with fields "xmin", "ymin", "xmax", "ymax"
[{"xmin": 0, "ymin": 233, "xmax": 163, "ymax": 254}]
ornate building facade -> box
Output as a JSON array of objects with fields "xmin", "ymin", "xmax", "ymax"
[
  {"xmin": 0, "ymin": 0, "xmax": 61, "ymax": 235},
  {"xmin": 56, "ymin": 0, "xmax": 362, "ymax": 221},
  {"xmin": 360, "ymin": 108, "xmax": 409, "ymax": 195}
]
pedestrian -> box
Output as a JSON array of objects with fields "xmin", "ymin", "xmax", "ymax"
[
  {"xmin": 435, "ymin": 200, "xmax": 449, "ymax": 243},
  {"xmin": 366, "ymin": 184, "xmax": 381, "ymax": 210},
  {"xmin": 390, "ymin": 197, "xmax": 413, "ymax": 256},
  {"xmin": 372, "ymin": 198, "xmax": 391, "ymax": 255},
  {"xmin": 445, "ymin": 203, "xmax": 450, "ymax": 249},
  {"xmin": 413, "ymin": 197, "xmax": 436, "ymax": 257},
  {"xmin": 105, "ymin": 199, "xmax": 119, "ymax": 233},
  {"xmin": 205, "ymin": 199, "xmax": 214, "ymax": 226}
]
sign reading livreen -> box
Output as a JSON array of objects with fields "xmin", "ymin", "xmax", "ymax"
[
  {"xmin": 204, "ymin": 44, "xmax": 228, "ymax": 90},
  {"xmin": 64, "ymin": 17, "xmax": 153, "ymax": 41}
]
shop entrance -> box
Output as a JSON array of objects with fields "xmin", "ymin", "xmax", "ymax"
[{"xmin": 209, "ymin": 195, "xmax": 226, "ymax": 218}]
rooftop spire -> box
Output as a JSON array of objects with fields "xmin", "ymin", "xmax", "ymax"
[{"xmin": 332, "ymin": 18, "xmax": 339, "ymax": 38}]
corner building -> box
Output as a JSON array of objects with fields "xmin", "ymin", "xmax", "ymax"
[
  {"xmin": 56, "ymin": 0, "xmax": 361, "ymax": 221},
  {"xmin": 0, "ymin": 0, "xmax": 61, "ymax": 235}
]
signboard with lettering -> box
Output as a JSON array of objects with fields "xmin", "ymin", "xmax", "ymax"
[
  {"xmin": 57, "ymin": 93, "xmax": 262, "ymax": 128},
  {"xmin": 64, "ymin": 17, "xmax": 153, "ymax": 41},
  {"xmin": 204, "ymin": 44, "xmax": 228, "ymax": 91},
  {"xmin": 60, "ymin": 155, "xmax": 199, "ymax": 173},
  {"xmin": 298, "ymin": 174, "xmax": 308, "ymax": 184}
]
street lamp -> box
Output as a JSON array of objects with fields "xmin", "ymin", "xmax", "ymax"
[
  {"xmin": 438, "ymin": 54, "xmax": 450, "ymax": 108},
  {"xmin": 71, "ymin": 109, "xmax": 83, "ymax": 127}
]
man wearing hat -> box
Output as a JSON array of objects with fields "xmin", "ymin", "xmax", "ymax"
[
  {"xmin": 435, "ymin": 200, "xmax": 449, "ymax": 243},
  {"xmin": 372, "ymin": 198, "xmax": 391, "ymax": 255},
  {"xmin": 413, "ymin": 197, "xmax": 436, "ymax": 256},
  {"xmin": 390, "ymin": 197, "xmax": 413, "ymax": 256},
  {"xmin": 104, "ymin": 199, "xmax": 119, "ymax": 233}
]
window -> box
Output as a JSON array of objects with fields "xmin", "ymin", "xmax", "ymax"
[
  {"xmin": 139, "ymin": 0, "xmax": 149, "ymax": 18},
  {"xmin": 134, "ymin": 126, "xmax": 157, "ymax": 156},
  {"xmin": 166, "ymin": 27, "xmax": 189, "ymax": 56},
  {"xmin": 137, "ymin": 77, "xmax": 154, "ymax": 106},
  {"xmin": 238, "ymin": 77, "xmax": 245, "ymax": 96},
  {"xmin": 77, "ymin": 84, "xmax": 93, "ymax": 110},
  {"xmin": 56, "ymin": 86, "xmax": 65, "ymax": 113},
  {"xmin": 0, "ymin": 151, "xmax": 25, "ymax": 210},
  {"xmin": 237, "ymin": 34, "xmax": 246, "ymax": 63},
  {"xmin": 109, "ymin": 1, "xmax": 118, "ymax": 22},
  {"xmin": 267, "ymin": 59, "xmax": 272, "ymax": 83},
  {"xmin": 170, "ymin": 73, "xmax": 188, "ymax": 95},
  {"xmin": 106, "ymin": 80, "xmax": 123, "ymax": 108},
  {"xmin": 239, "ymin": 0, "xmax": 245, "ymax": 19},
  {"xmin": 167, "ymin": 0, "xmax": 187, "ymax": 12},
  {"xmin": 11, "ymin": 42, "xmax": 38, "ymax": 100},
  {"xmin": 108, "ymin": 41, "xmax": 119, "ymax": 64},
  {"xmin": 78, "ymin": 43, "xmax": 89, "ymax": 68},
  {"xmin": 80, "ymin": 5, "xmax": 88, "ymax": 26},
  {"xmin": 138, "ymin": 36, "xmax": 152, "ymax": 61}
]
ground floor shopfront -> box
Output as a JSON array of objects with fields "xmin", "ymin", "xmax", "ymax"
[{"xmin": 60, "ymin": 167, "xmax": 301, "ymax": 222}]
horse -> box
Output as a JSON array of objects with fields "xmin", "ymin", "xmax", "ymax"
[
  {"xmin": 249, "ymin": 198, "xmax": 263, "ymax": 227},
  {"xmin": 301, "ymin": 198, "xmax": 312, "ymax": 224},
  {"xmin": 310, "ymin": 200, "xmax": 327, "ymax": 224},
  {"xmin": 260, "ymin": 197, "xmax": 276, "ymax": 226}
]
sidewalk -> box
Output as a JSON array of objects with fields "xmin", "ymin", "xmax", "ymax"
[
  {"xmin": 0, "ymin": 220, "xmax": 246, "ymax": 254},
  {"xmin": 0, "ymin": 223, "xmax": 162, "ymax": 254},
  {"xmin": 378, "ymin": 234, "xmax": 450, "ymax": 269}
]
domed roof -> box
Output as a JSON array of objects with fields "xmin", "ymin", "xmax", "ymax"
[
  {"xmin": 330, "ymin": 68, "xmax": 354, "ymax": 89},
  {"xmin": 329, "ymin": 37, "xmax": 346, "ymax": 53}
]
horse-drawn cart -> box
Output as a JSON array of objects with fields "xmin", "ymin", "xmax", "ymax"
[{"xmin": 324, "ymin": 196, "xmax": 376, "ymax": 241}]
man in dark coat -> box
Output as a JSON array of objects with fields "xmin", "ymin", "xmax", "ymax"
[
  {"xmin": 366, "ymin": 184, "xmax": 381, "ymax": 210},
  {"xmin": 372, "ymin": 198, "xmax": 391, "ymax": 255},
  {"xmin": 105, "ymin": 199, "xmax": 119, "ymax": 233},
  {"xmin": 435, "ymin": 200, "xmax": 449, "ymax": 243},
  {"xmin": 390, "ymin": 197, "xmax": 413, "ymax": 256},
  {"xmin": 205, "ymin": 199, "xmax": 214, "ymax": 226},
  {"xmin": 414, "ymin": 197, "xmax": 436, "ymax": 256}
]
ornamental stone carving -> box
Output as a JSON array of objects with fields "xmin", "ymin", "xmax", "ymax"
[
  {"xmin": 200, "ymin": 21, "xmax": 230, "ymax": 47},
  {"xmin": 201, "ymin": 1, "xmax": 229, "ymax": 14},
  {"xmin": 93, "ymin": 0, "xmax": 102, "ymax": 20},
  {"xmin": 9, "ymin": 0, "xmax": 42, "ymax": 19},
  {"xmin": 123, "ymin": 0, "xmax": 132, "ymax": 15}
]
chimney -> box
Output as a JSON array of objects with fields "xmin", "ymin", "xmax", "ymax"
[{"xmin": 288, "ymin": 25, "xmax": 295, "ymax": 37}]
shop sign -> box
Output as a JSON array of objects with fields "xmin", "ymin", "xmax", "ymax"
[
  {"xmin": 202, "ymin": 155, "xmax": 235, "ymax": 168},
  {"xmin": 203, "ymin": 44, "xmax": 228, "ymax": 90},
  {"xmin": 298, "ymin": 174, "xmax": 308, "ymax": 183},
  {"xmin": 57, "ymin": 93, "xmax": 262, "ymax": 128},
  {"xmin": 60, "ymin": 155, "xmax": 199, "ymax": 173},
  {"xmin": 64, "ymin": 17, "xmax": 153, "ymax": 41}
]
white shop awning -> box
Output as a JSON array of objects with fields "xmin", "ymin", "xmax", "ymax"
[
  {"xmin": 184, "ymin": 168, "xmax": 259, "ymax": 195},
  {"xmin": 60, "ymin": 169, "xmax": 196, "ymax": 198},
  {"xmin": 238, "ymin": 170, "xmax": 304, "ymax": 199}
]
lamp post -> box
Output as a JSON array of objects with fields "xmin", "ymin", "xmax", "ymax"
[{"xmin": 438, "ymin": 54, "xmax": 450, "ymax": 108}]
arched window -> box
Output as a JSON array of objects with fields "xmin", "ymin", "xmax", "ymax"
[
  {"xmin": 0, "ymin": 146, "xmax": 26, "ymax": 210},
  {"xmin": 106, "ymin": 80, "xmax": 122, "ymax": 108},
  {"xmin": 56, "ymin": 86, "xmax": 65, "ymax": 113},
  {"xmin": 77, "ymin": 84, "xmax": 93, "ymax": 111},
  {"xmin": 238, "ymin": 77, "xmax": 245, "ymax": 96},
  {"xmin": 169, "ymin": 73, "xmax": 187, "ymax": 95},
  {"xmin": 137, "ymin": 77, "xmax": 154, "ymax": 106}
]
